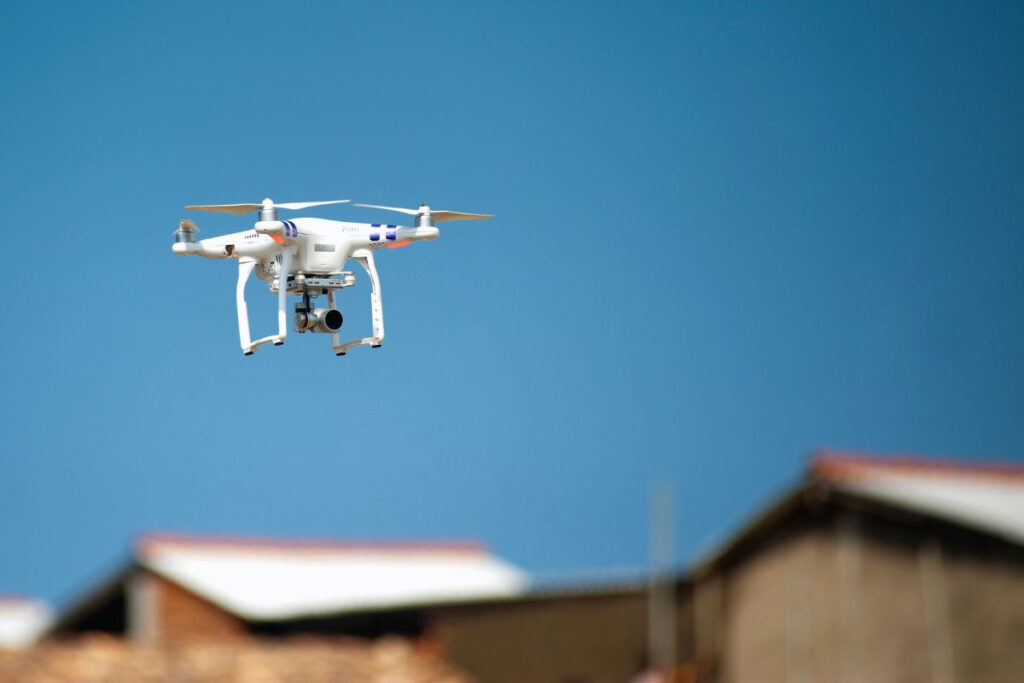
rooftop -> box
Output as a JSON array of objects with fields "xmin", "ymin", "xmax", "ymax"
[
  {"xmin": 693, "ymin": 449, "xmax": 1024, "ymax": 576},
  {"xmin": 135, "ymin": 532, "xmax": 528, "ymax": 621},
  {"xmin": 0, "ymin": 596, "xmax": 52, "ymax": 649},
  {"xmin": 811, "ymin": 449, "xmax": 1024, "ymax": 544}
]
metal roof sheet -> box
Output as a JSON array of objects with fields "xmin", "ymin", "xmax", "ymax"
[
  {"xmin": 136, "ymin": 534, "xmax": 528, "ymax": 621},
  {"xmin": 813, "ymin": 451, "xmax": 1024, "ymax": 544}
]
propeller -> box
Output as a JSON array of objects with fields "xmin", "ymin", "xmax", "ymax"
[
  {"xmin": 185, "ymin": 198, "xmax": 350, "ymax": 215},
  {"xmin": 355, "ymin": 203, "xmax": 492, "ymax": 225},
  {"xmin": 173, "ymin": 218, "xmax": 200, "ymax": 246}
]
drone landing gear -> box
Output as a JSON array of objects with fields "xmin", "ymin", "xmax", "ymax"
[
  {"xmin": 236, "ymin": 253, "xmax": 294, "ymax": 354},
  {"xmin": 334, "ymin": 249, "xmax": 385, "ymax": 356},
  {"xmin": 235, "ymin": 250, "xmax": 384, "ymax": 356}
]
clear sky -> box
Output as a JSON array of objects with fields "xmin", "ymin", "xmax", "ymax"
[{"xmin": 1, "ymin": 1, "xmax": 1022, "ymax": 606}]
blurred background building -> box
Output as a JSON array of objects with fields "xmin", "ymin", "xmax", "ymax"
[
  {"xmin": 3, "ymin": 450, "xmax": 1024, "ymax": 682},
  {"xmin": 0, "ymin": 597, "xmax": 51, "ymax": 650},
  {"xmin": 51, "ymin": 535, "xmax": 529, "ymax": 641},
  {"xmin": 682, "ymin": 451, "xmax": 1024, "ymax": 683}
]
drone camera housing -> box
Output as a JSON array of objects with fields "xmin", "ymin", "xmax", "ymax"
[{"xmin": 295, "ymin": 307, "xmax": 344, "ymax": 334}]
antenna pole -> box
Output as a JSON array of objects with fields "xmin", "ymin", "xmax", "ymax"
[{"xmin": 648, "ymin": 483, "xmax": 676, "ymax": 676}]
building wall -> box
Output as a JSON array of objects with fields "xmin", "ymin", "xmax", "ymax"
[
  {"xmin": 138, "ymin": 573, "xmax": 247, "ymax": 642},
  {"xmin": 943, "ymin": 539, "xmax": 1024, "ymax": 683},
  {"xmin": 1, "ymin": 634, "xmax": 475, "ymax": 682},
  {"xmin": 702, "ymin": 505, "xmax": 1024, "ymax": 683},
  {"xmin": 717, "ymin": 521, "xmax": 825, "ymax": 683},
  {"xmin": 435, "ymin": 591, "xmax": 655, "ymax": 683}
]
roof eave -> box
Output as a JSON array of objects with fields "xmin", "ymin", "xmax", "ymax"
[{"xmin": 45, "ymin": 560, "xmax": 137, "ymax": 637}]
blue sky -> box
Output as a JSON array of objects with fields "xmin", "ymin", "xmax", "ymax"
[{"xmin": 1, "ymin": 1, "xmax": 1022, "ymax": 605}]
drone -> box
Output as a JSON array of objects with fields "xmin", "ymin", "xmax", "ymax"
[{"xmin": 172, "ymin": 198, "xmax": 491, "ymax": 355}]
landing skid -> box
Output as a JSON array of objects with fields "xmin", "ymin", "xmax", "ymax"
[{"xmin": 235, "ymin": 249, "xmax": 385, "ymax": 356}]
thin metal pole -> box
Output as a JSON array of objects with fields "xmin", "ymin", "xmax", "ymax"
[{"xmin": 648, "ymin": 483, "xmax": 677, "ymax": 674}]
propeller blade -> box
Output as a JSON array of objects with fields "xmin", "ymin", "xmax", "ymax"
[
  {"xmin": 185, "ymin": 203, "xmax": 263, "ymax": 215},
  {"xmin": 355, "ymin": 203, "xmax": 492, "ymax": 222},
  {"xmin": 186, "ymin": 199, "xmax": 351, "ymax": 215},
  {"xmin": 354, "ymin": 203, "xmax": 419, "ymax": 216},
  {"xmin": 275, "ymin": 200, "xmax": 351, "ymax": 210},
  {"xmin": 430, "ymin": 210, "xmax": 493, "ymax": 223},
  {"xmin": 179, "ymin": 219, "xmax": 199, "ymax": 231}
]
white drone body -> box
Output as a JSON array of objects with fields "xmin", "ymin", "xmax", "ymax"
[{"xmin": 172, "ymin": 198, "xmax": 491, "ymax": 355}]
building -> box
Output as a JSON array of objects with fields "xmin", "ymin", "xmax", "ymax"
[
  {"xmin": 684, "ymin": 451, "xmax": 1024, "ymax": 683},
  {"xmin": 0, "ymin": 596, "xmax": 51, "ymax": 649},
  {"xmin": 52, "ymin": 534, "xmax": 527, "ymax": 642},
  {"xmin": 437, "ymin": 451, "xmax": 1024, "ymax": 683},
  {"xmin": 44, "ymin": 451, "xmax": 1024, "ymax": 683}
]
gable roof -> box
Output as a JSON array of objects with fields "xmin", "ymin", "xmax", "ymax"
[
  {"xmin": 135, "ymin": 533, "xmax": 528, "ymax": 621},
  {"xmin": 694, "ymin": 449, "xmax": 1024, "ymax": 576},
  {"xmin": 812, "ymin": 450, "xmax": 1024, "ymax": 545}
]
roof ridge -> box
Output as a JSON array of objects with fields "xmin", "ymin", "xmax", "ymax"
[
  {"xmin": 135, "ymin": 531, "xmax": 490, "ymax": 555},
  {"xmin": 810, "ymin": 449, "xmax": 1024, "ymax": 482},
  {"xmin": 0, "ymin": 594, "xmax": 47, "ymax": 604}
]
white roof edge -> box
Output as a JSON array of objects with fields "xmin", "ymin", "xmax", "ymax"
[
  {"xmin": 834, "ymin": 477, "xmax": 1024, "ymax": 546},
  {"xmin": 0, "ymin": 598, "xmax": 53, "ymax": 649},
  {"xmin": 138, "ymin": 549, "xmax": 530, "ymax": 622},
  {"xmin": 143, "ymin": 561, "xmax": 529, "ymax": 621}
]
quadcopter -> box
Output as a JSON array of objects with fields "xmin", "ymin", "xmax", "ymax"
[{"xmin": 172, "ymin": 198, "xmax": 491, "ymax": 355}]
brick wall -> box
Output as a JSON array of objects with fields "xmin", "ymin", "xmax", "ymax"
[
  {"xmin": 0, "ymin": 634, "xmax": 474, "ymax": 682},
  {"xmin": 130, "ymin": 572, "xmax": 247, "ymax": 642}
]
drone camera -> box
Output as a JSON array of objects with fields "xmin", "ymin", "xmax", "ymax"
[{"xmin": 295, "ymin": 307, "xmax": 344, "ymax": 334}]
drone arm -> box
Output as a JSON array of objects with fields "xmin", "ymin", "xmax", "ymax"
[
  {"xmin": 333, "ymin": 249, "xmax": 385, "ymax": 355},
  {"xmin": 236, "ymin": 258, "xmax": 257, "ymax": 354}
]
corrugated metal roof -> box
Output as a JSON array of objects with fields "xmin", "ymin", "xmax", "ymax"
[
  {"xmin": 135, "ymin": 534, "xmax": 528, "ymax": 621},
  {"xmin": 812, "ymin": 451, "xmax": 1024, "ymax": 544},
  {"xmin": 692, "ymin": 451, "xmax": 1024, "ymax": 576}
]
